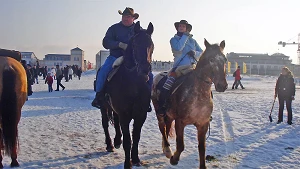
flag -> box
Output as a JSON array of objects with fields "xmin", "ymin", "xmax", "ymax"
[
  {"xmin": 243, "ymin": 62, "xmax": 247, "ymax": 73},
  {"xmin": 227, "ymin": 61, "xmax": 231, "ymax": 73}
]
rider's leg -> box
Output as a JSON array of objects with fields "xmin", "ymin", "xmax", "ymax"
[
  {"xmin": 157, "ymin": 70, "xmax": 177, "ymax": 115},
  {"xmin": 92, "ymin": 56, "xmax": 117, "ymax": 108}
]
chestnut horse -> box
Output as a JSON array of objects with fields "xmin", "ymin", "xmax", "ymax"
[
  {"xmin": 152, "ymin": 39, "xmax": 227, "ymax": 169},
  {"xmin": 0, "ymin": 56, "xmax": 27, "ymax": 167}
]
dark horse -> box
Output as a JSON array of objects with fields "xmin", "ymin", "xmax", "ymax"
[
  {"xmin": 152, "ymin": 39, "xmax": 227, "ymax": 169},
  {"xmin": 94, "ymin": 67, "xmax": 122, "ymax": 152},
  {"xmin": 0, "ymin": 55, "xmax": 27, "ymax": 167},
  {"xmin": 104, "ymin": 21, "xmax": 154, "ymax": 169}
]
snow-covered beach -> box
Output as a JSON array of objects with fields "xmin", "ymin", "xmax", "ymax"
[{"xmin": 4, "ymin": 70, "xmax": 299, "ymax": 169}]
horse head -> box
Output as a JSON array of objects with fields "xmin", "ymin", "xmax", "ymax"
[
  {"xmin": 125, "ymin": 21, "xmax": 154, "ymax": 81},
  {"xmin": 196, "ymin": 39, "xmax": 228, "ymax": 92}
]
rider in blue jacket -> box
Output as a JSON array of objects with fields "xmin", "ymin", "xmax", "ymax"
[
  {"xmin": 92, "ymin": 7, "xmax": 153, "ymax": 111},
  {"xmin": 157, "ymin": 20, "xmax": 203, "ymax": 116}
]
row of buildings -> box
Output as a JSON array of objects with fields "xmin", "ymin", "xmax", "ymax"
[{"xmin": 20, "ymin": 47, "xmax": 88, "ymax": 72}]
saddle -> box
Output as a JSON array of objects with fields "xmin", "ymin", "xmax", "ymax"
[
  {"xmin": 107, "ymin": 56, "xmax": 124, "ymax": 81},
  {"xmin": 153, "ymin": 64, "xmax": 195, "ymax": 100},
  {"xmin": 0, "ymin": 49, "xmax": 22, "ymax": 62},
  {"xmin": 94, "ymin": 56, "xmax": 124, "ymax": 92}
]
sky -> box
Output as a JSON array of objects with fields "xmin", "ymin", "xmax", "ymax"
[{"xmin": 1, "ymin": 0, "xmax": 300, "ymax": 64}]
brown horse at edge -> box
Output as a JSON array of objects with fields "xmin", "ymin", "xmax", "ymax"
[
  {"xmin": 0, "ymin": 56, "xmax": 27, "ymax": 167},
  {"xmin": 152, "ymin": 39, "xmax": 228, "ymax": 169}
]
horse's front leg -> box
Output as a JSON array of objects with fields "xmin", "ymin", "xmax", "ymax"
[
  {"xmin": 100, "ymin": 108, "xmax": 114, "ymax": 152},
  {"xmin": 170, "ymin": 120, "xmax": 185, "ymax": 165},
  {"xmin": 196, "ymin": 122, "xmax": 209, "ymax": 169},
  {"xmin": 131, "ymin": 113, "xmax": 147, "ymax": 166},
  {"xmin": 120, "ymin": 119, "xmax": 132, "ymax": 169},
  {"xmin": 113, "ymin": 111, "xmax": 122, "ymax": 149}
]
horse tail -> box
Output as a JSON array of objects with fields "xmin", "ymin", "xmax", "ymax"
[{"xmin": 0, "ymin": 67, "xmax": 19, "ymax": 155}]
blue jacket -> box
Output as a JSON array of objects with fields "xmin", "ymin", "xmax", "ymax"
[
  {"xmin": 102, "ymin": 22, "xmax": 135, "ymax": 58},
  {"xmin": 170, "ymin": 34, "xmax": 203, "ymax": 67}
]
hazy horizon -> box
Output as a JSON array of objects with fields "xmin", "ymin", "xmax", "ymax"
[{"xmin": 1, "ymin": 0, "xmax": 299, "ymax": 64}]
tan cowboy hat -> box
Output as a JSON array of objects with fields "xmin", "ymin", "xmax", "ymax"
[
  {"xmin": 174, "ymin": 20, "xmax": 192, "ymax": 32},
  {"xmin": 118, "ymin": 7, "xmax": 139, "ymax": 19}
]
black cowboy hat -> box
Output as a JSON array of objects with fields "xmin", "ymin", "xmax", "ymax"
[
  {"xmin": 174, "ymin": 20, "xmax": 192, "ymax": 32},
  {"xmin": 118, "ymin": 7, "xmax": 139, "ymax": 19}
]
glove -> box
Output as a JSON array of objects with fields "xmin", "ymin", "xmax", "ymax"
[
  {"xmin": 118, "ymin": 42, "xmax": 128, "ymax": 50},
  {"xmin": 187, "ymin": 50, "xmax": 195, "ymax": 57}
]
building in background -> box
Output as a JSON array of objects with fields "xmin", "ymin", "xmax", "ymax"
[
  {"xmin": 21, "ymin": 52, "xmax": 38, "ymax": 65},
  {"xmin": 227, "ymin": 52, "xmax": 300, "ymax": 77},
  {"xmin": 151, "ymin": 60, "xmax": 174, "ymax": 71},
  {"xmin": 95, "ymin": 50, "xmax": 110, "ymax": 71},
  {"xmin": 40, "ymin": 47, "xmax": 85, "ymax": 71}
]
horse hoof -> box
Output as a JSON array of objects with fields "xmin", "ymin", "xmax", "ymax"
[
  {"xmin": 170, "ymin": 156, "xmax": 178, "ymax": 165},
  {"xmin": 124, "ymin": 161, "xmax": 132, "ymax": 169},
  {"xmin": 114, "ymin": 140, "xmax": 122, "ymax": 149},
  {"xmin": 106, "ymin": 147, "xmax": 114, "ymax": 152},
  {"xmin": 200, "ymin": 165, "xmax": 207, "ymax": 169},
  {"xmin": 10, "ymin": 160, "xmax": 19, "ymax": 167},
  {"xmin": 163, "ymin": 147, "xmax": 172, "ymax": 159},
  {"xmin": 132, "ymin": 162, "xmax": 141, "ymax": 166}
]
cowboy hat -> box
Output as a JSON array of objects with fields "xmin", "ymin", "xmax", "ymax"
[
  {"xmin": 118, "ymin": 7, "xmax": 139, "ymax": 19},
  {"xmin": 174, "ymin": 20, "xmax": 192, "ymax": 32}
]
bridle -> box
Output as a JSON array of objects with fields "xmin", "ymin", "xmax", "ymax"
[{"xmin": 125, "ymin": 32, "xmax": 153, "ymax": 74}]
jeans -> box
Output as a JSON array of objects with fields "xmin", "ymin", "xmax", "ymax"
[
  {"xmin": 278, "ymin": 97, "xmax": 292, "ymax": 122},
  {"xmin": 48, "ymin": 84, "xmax": 53, "ymax": 92},
  {"xmin": 96, "ymin": 56, "xmax": 117, "ymax": 92}
]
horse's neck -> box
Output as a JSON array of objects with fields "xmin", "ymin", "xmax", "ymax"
[
  {"xmin": 192, "ymin": 62, "xmax": 212, "ymax": 91},
  {"xmin": 123, "ymin": 49, "xmax": 136, "ymax": 68}
]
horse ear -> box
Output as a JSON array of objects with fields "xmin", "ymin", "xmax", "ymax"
[
  {"xmin": 146, "ymin": 22, "xmax": 154, "ymax": 35},
  {"xmin": 204, "ymin": 38, "xmax": 211, "ymax": 47},
  {"xmin": 134, "ymin": 21, "xmax": 141, "ymax": 34},
  {"xmin": 220, "ymin": 40, "xmax": 225, "ymax": 50}
]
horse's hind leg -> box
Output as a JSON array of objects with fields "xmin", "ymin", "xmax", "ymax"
[
  {"xmin": 0, "ymin": 132, "xmax": 3, "ymax": 168},
  {"xmin": 196, "ymin": 123, "xmax": 209, "ymax": 169},
  {"xmin": 164, "ymin": 116, "xmax": 174, "ymax": 159},
  {"xmin": 100, "ymin": 108, "xmax": 114, "ymax": 152},
  {"xmin": 113, "ymin": 111, "xmax": 122, "ymax": 149},
  {"xmin": 10, "ymin": 144, "xmax": 19, "ymax": 167},
  {"xmin": 170, "ymin": 120, "xmax": 185, "ymax": 165},
  {"xmin": 131, "ymin": 114, "xmax": 147, "ymax": 166}
]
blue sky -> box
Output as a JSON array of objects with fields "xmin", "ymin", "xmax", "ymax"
[{"xmin": 1, "ymin": 0, "xmax": 299, "ymax": 64}]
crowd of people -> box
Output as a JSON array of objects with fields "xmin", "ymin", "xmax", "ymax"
[{"xmin": 21, "ymin": 61, "xmax": 83, "ymax": 96}]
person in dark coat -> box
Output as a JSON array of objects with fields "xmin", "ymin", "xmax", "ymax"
[
  {"xmin": 275, "ymin": 67, "xmax": 295, "ymax": 125},
  {"xmin": 232, "ymin": 66, "xmax": 245, "ymax": 89},
  {"xmin": 77, "ymin": 67, "xmax": 82, "ymax": 80},
  {"xmin": 55, "ymin": 65, "xmax": 65, "ymax": 91},
  {"xmin": 21, "ymin": 60, "xmax": 33, "ymax": 96}
]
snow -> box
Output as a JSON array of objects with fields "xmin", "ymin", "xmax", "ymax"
[{"xmin": 3, "ymin": 70, "xmax": 299, "ymax": 168}]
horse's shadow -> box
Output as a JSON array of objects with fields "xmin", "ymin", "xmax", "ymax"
[{"xmin": 19, "ymin": 151, "xmax": 110, "ymax": 169}]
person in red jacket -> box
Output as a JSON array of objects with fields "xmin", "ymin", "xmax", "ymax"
[
  {"xmin": 45, "ymin": 72, "xmax": 54, "ymax": 92},
  {"xmin": 232, "ymin": 66, "xmax": 245, "ymax": 89}
]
